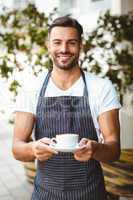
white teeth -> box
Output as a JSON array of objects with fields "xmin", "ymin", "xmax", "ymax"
[
  {"xmin": 60, "ymin": 56, "xmax": 69, "ymax": 58},
  {"xmin": 59, "ymin": 56, "xmax": 70, "ymax": 58}
]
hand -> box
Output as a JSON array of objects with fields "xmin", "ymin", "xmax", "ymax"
[
  {"xmin": 74, "ymin": 138, "xmax": 98, "ymax": 162},
  {"xmin": 32, "ymin": 137, "xmax": 58, "ymax": 161}
]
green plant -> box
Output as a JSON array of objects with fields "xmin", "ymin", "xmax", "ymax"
[
  {"xmin": 0, "ymin": 5, "xmax": 133, "ymax": 104},
  {"xmin": 81, "ymin": 11, "xmax": 133, "ymax": 103},
  {"xmin": 0, "ymin": 4, "xmax": 55, "ymax": 95}
]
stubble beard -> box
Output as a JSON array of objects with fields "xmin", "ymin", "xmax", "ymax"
[{"xmin": 52, "ymin": 54, "xmax": 79, "ymax": 70}]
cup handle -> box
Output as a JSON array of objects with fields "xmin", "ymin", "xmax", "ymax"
[{"xmin": 50, "ymin": 137, "xmax": 57, "ymax": 146}]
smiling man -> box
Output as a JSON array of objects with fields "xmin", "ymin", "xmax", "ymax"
[
  {"xmin": 48, "ymin": 26, "xmax": 81, "ymax": 70},
  {"xmin": 12, "ymin": 16, "xmax": 121, "ymax": 200}
]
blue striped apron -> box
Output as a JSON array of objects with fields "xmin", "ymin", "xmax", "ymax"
[{"xmin": 32, "ymin": 70, "xmax": 106, "ymax": 200}]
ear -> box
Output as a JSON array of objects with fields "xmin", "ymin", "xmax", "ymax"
[
  {"xmin": 79, "ymin": 41, "xmax": 83, "ymax": 52},
  {"xmin": 80, "ymin": 42, "xmax": 83, "ymax": 49},
  {"xmin": 45, "ymin": 40, "xmax": 49, "ymax": 50}
]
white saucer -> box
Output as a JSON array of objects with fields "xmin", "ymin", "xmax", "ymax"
[{"xmin": 50, "ymin": 144, "xmax": 81, "ymax": 153}]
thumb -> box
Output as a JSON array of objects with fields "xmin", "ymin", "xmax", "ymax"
[{"xmin": 79, "ymin": 138, "xmax": 88, "ymax": 146}]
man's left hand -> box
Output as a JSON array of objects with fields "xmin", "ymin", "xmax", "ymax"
[{"xmin": 74, "ymin": 138, "xmax": 98, "ymax": 162}]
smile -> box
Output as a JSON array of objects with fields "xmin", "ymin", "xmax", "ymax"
[
  {"xmin": 57, "ymin": 54, "xmax": 72, "ymax": 59},
  {"xmin": 57, "ymin": 55, "xmax": 71, "ymax": 57}
]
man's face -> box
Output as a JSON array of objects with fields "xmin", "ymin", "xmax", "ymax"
[{"xmin": 48, "ymin": 27, "xmax": 82, "ymax": 70}]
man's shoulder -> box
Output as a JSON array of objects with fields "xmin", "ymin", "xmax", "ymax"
[
  {"xmin": 84, "ymin": 71, "xmax": 111, "ymax": 91},
  {"xmin": 21, "ymin": 69, "xmax": 49, "ymax": 92}
]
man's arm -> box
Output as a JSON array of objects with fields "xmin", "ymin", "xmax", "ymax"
[
  {"xmin": 93, "ymin": 109, "xmax": 120, "ymax": 162},
  {"xmin": 74, "ymin": 109, "xmax": 120, "ymax": 163},
  {"xmin": 12, "ymin": 112, "xmax": 58, "ymax": 162},
  {"xmin": 12, "ymin": 112, "xmax": 36, "ymax": 162}
]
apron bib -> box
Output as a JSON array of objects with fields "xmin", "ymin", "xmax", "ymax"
[{"xmin": 32, "ymin": 70, "xmax": 106, "ymax": 200}]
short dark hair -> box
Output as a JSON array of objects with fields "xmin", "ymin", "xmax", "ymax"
[{"xmin": 48, "ymin": 16, "xmax": 83, "ymax": 41}]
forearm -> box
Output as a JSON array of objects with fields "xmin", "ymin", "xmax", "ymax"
[
  {"xmin": 12, "ymin": 140, "xmax": 35, "ymax": 162},
  {"xmin": 93, "ymin": 141, "xmax": 120, "ymax": 163}
]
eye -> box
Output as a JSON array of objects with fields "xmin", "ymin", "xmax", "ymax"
[
  {"xmin": 53, "ymin": 41, "xmax": 61, "ymax": 45},
  {"xmin": 69, "ymin": 41, "xmax": 78, "ymax": 46}
]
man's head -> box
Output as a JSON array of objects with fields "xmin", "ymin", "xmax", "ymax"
[
  {"xmin": 48, "ymin": 16, "xmax": 83, "ymax": 41},
  {"xmin": 47, "ymin": 16, "xmax": 83, "ymax": 70}
]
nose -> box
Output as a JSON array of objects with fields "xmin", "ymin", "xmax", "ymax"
[{"xmin": 60, "ymin": 43, "xmax": 68, "ymax": 53}]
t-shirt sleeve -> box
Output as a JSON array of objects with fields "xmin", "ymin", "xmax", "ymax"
[
  {"xmin": 14, "ymin": 88, "xmax": 36, "ymax": 114},
  {"xmin": 14, "ymin": 70, "xmax": 49, "ymax": 115},
  {"xmin": 98, "ymin": 79, "xmax": 121, "ymax": 115}
]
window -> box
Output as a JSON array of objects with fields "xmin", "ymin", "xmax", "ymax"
[
  {"xmin": 58, "ymin": 0, "xmax": 112, "ymax": 31},
  {"xmin": 59, "ymin": 0, "xmax": 76, "ymax": 16},
  {"xmin": 13, "ymin": 0, "xmax": 34, "ymax": 9},
  {"xmin": 91, "ymin": 0, "xmax": 103, "ymax": 2}
]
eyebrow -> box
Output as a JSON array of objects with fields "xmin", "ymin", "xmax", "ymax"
[{"xmin": 52, "ymin": 39, "xmax": 79, "ymax": 42}]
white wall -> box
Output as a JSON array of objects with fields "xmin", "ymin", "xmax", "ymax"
[
  {"xmin": 111, "ymin": 0, "xmax": 122, "ymax": 15},
  {"xmin": 2, "ymin": 0, "xmax": 13, "ymax": 7},
  {"xmin": 0, "ymin": 0, "xmax": 35, "ymax": 11},
  {"xmin": 111, "ymin": 0, "xmax": 133, "ymax": 15},
  {"xmin": 57, "ymin": 0, "xmax": 112, "ymax": 32},
  {"xmin": 120, "ymin": 109, "xmax": 133, "ymax": 149},
  {"xmin": 35, "ymin": 0, "xmax": 59, "ymax": 15},
  {"xmin": 121, "ymin": 0, "xmax": 133, "ymax": 14},
  {"xmin": 74, "ymin": 0, "xmax": 112, "ymax": 32},
  {"xmin": 57, "ymin": 0, "xmax": 133, "ymax": 32}
]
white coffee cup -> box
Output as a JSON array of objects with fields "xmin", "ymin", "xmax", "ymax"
[{"xmin": 51, "ymin": 134, "xmax": 79, "ymax": 148}]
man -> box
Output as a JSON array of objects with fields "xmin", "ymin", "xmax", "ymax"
[{"xmin": 12, "ymin": 16, "xmax": 121, "ymax": 200}]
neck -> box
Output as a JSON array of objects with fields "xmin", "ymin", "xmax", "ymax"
[{"xmin": 51, "ymin": 66, "xmax": 81, "ymax": 90}]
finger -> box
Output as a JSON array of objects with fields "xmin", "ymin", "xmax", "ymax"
[
  {"xmin": 74, "ymin": 154, "xmax": 89, "ymax": 162},
  {"xmin": 48, "ymin": 146, "xmax": 58, "ymax": 154},
  {"xmin": 35, "ymin": 141, "xmax": 58, "ymax": 154},
  {"xmin": 38, "ymin": 154, "xmax": 53, "ymax": 161},
  {"xmin": 76, "ymin": 141, "xmax": 93, "ymax": 153},
  {"xmin": 74, "ymin": 146, "xmax": 92, "ymax": 157},
  {"xmin": 74, "ymin": 145, "xmax": 86, "ymax": 154},
  {"xmin": 79, "ymin": 138, "xmax": 88, "ymax": 146},
  {"xmin": 35, "ymin": 141, "xmax": 47, "ymax": 150},
  {"xmin": 40, "ymin": 137, "xmax": 51, "ymax": 145},
  {"xmin": 43, "ymin": 144, "xmax": 58, "ymax": 154},
  {"xmin": 36, "ymin": 147, "xmax": 58, "ymax": 155},
  {"xmin": 74, "ymin": 149, "xmax": 92, "ymax": 160}
]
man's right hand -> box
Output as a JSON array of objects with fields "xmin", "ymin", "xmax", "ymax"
[{"xmin": 32, "ymin": 137, "xmax": 58, "ymax": 161}]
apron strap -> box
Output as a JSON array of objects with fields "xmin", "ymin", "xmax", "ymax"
[
  {"xmin": 39, "ymin": 70, "xmax": 51, "ymax": 97},
  {"xmin": 80, "ymin": 69, "xmax": 88, "ymax": 97},
  {"xmin": 40, "ymin": 68, "xmax": 88, "ymax": 97}
]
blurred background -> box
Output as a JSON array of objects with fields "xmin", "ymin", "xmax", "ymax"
[{"xmin": 0, "ymin": 0, "xmax": 133, "ymax": 199}]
